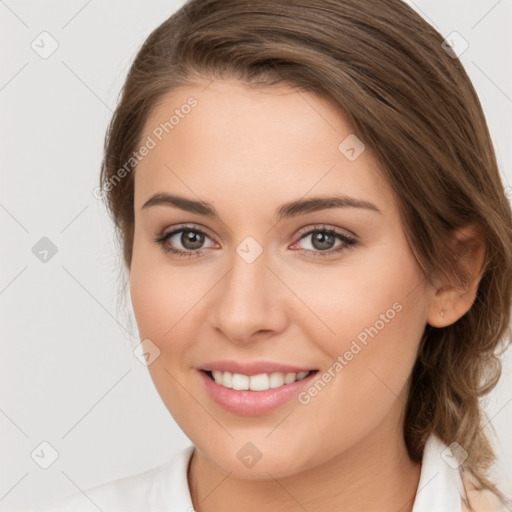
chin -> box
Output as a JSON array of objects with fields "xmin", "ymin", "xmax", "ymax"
[{"xmin": 197, "ymin": 441, "xmax": 317, "ymax": 481}]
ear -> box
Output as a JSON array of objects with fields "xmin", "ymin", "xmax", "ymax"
[{"xmin": 427, "ymin": 224, "xmax": 486, "ymax": 328}]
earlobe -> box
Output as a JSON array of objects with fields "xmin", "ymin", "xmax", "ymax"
[
  {"xmin": 426, "ymin": 224, "xmax": 486, "ymax": 328},
  {"xmin": 426, "ymin": 287, "xmax": 454, "ymax": 328}
]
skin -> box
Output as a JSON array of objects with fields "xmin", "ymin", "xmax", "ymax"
[{"xmin": 129, "ymin": 78, "xmax": 485, "ymax": 512}]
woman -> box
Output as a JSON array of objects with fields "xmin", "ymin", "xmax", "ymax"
[{"xmin": 40, "ymin": 0, "xmax": 512, "ymax": 510}]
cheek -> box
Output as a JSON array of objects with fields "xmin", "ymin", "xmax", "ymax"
[
  {"xmin": 129, "ymin": 252, "xmax": 213, "ymax": 339},
  {"xmin": 129, "ymin": 256, "xmax": 204, "ymax": 430},
  {"xmin": 287, "ymin": 239, "xmax": 427, "ymax": 350},
  {"xmin": 296, "ymin": 241, "xmax": 427, "ymax": 407}
]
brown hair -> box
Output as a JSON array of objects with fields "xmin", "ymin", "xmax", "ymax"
[{"xmin": 100, "ymin": 0, "xmax": 512, "ymax": 506}]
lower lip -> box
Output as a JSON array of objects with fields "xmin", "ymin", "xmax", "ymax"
[{"xmin": 198, "ymin": 370, "xmax": 318, "ymax": 416}]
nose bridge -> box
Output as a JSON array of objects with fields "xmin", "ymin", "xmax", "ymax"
[{"xmin": 210, "ymin": 239, "xmax": 287, "ymax": 342}]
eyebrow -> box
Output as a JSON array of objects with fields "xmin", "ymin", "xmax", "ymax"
[{"xmin": 141, "ymin": 192, "xmax": 382, "ymax": 220}]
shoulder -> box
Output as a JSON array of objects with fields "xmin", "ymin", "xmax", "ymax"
[
  {"xmin": 35, "ymin": 445, "xmax": 195, "ymax": 512},
  {"xmin": 460, "ymin": 468, "xmax": 509, "ymax": 512}
]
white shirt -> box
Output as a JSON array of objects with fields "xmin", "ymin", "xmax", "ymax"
[{"xmin": 35, "ymin": 434, "xmax": 484, "ymax": 511}]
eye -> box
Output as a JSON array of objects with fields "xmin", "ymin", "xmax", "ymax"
[
  {"xmin": 154, "ymin": 223, "xmax": 357, "ymax": 259},
  {"xmin": 290, "ymin": 224, "xmax": 357, "ymax": 258},
  {"xmin": 154, "ymin": 224, "xmax": 217, "ymax": 258}
]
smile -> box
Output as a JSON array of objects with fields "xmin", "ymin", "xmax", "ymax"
[
  {"xmin": 205, "ymin": 370, "xmax": 312, "ymax": 391},
  {"xmin": 198, "ymin": 367, "xmax": 319, "ymax": 416}
]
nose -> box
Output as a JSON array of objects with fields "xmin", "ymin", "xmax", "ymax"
[{"xmin": 208, "ymin": 245, "xmax": 288, "ymax": 344}]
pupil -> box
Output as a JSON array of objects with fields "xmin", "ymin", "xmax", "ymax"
[
  {"xmin": 182, "ymin": 230, "xmax": 204, "ymax": 250},
  {"xmin": 312, "ymin": 230, "xmax": 334, "ymax": 250}
]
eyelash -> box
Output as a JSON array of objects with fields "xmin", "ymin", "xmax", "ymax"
[{"xmin": 154, "ymin": 223, "xmax": 358, "ymax": 259}]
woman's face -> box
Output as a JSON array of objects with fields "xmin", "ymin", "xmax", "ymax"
[{"xmin": 130, "ymin": 78, "xmax": 437, "ymax": 478}]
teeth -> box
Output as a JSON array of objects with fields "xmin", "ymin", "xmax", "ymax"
[
  {"xmin": 209, "ymin": 370, "xmax": 311, "ymax": 391},
  {"xmin": 222, "ymin": 371, "xmax": 233, "ymax": 389},
  {"xmin": 284, "ymin": 372, "xmax": 296, "ymax": 384},
  {"xmin": 248, "ymin": 373, "xmax": 269, "ymax": 391},
  {"xmin": 269, "ymin": 372, "xmax": 285, "ymax": 388},
  {"xmin": 232, "ymin": 373, "xmax": 249, "ymax": 390}
]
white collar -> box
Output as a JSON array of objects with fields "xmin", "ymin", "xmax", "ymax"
[{"xmin": 412, "ymin": 434, "xmax": 466, "ymax": 511}]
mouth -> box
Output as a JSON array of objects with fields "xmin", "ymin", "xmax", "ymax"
[{"xmin": 197, "ymin": 368, "xmax": 319, "ymax": 416}]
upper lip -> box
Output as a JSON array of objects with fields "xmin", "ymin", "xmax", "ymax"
[{"xmin": 199, "ymin": 360, "xmax": 317, "ymax": 376}]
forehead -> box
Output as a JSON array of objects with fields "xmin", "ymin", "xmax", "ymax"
[{"xmin": 133, "ymin": 79, "xmax": 395, "ymax": 216}]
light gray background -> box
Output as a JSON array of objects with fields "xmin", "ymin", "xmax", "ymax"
[{"xmin": 1, "ymin": 0, "xmax": 511, "ymax": 510}]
